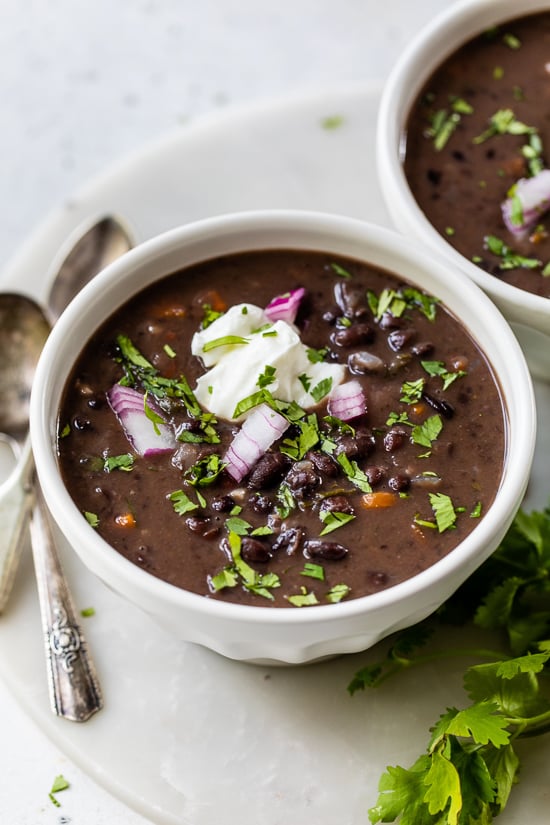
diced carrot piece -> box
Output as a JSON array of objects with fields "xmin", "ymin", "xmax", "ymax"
[
  {"xmin": 115, "ymin": 512, "xmax": 136, "ymax": 528},
  {"xmin": 412, "ymin": 403, "xmax": 426, "ymax": 418},
  {"xmin": 201, "ymin": 289, "xmax": 227, "ymax": 313},
  {"xmin": 360, "ymin": 492, "xmax": 398, "ymax": 509}
]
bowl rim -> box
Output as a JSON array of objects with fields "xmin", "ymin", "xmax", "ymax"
[
  {"xmin": 376, "ymin": 0, "xmax": 550, "ymax": 323},
  {"xmin": 30, "ymin": 209, "xmax": 537, "ymax": 626}
]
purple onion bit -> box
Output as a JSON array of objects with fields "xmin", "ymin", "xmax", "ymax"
[{"xmin": 501, "ymin": 168, "xmax": 550, "ymax": 238}]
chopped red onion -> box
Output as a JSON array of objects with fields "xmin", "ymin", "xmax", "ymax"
[
  {"xmin": 327, "ymin": 380, "xmax": 366, "ymax": 421},
  {"xmin": 502, "ymin": 169, "xmax": 550, "ymax": 237},
  {"xmin": 224, "ymin": 403, "xmax": 289, "ymax": 482},
  {"xmin": 264, "ymin": 287, "xmax": 306, "ymax": 324},
  {"xmin": 107, "ymin": 384, "xmax": 176, "ymax": 456}
]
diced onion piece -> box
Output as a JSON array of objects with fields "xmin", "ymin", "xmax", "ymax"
[
  {"xmin": 224, "ymin": 403, "xmax": 289, "ymax": 482},
  {"xmin": 327, "ymin": 380, "xmax": 366, "ymax": 421},
  {"xmin": 106, "ymin": 384, "xmax": 176, "ymax": 456},
  {"xmin": 501, "ymin": 169, "xmax": 550, "ymax": 237},
  {"xmin": 264, "ymin": 287, "xmax": 306, "ymax": 324}
]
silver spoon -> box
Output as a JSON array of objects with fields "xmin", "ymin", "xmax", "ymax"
[{"xmin": 0, "ymin": 215, "xmax": 133, "ymax": 721}]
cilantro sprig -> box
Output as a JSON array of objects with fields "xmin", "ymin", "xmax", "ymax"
[{"xmin": 349, "ymin": 503, "xmax": 550, "ymax": 824}]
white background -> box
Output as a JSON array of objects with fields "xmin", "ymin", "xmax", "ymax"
[{"xmin": 0, "ymin": 2, "xmax": 459, "ymax": 823}]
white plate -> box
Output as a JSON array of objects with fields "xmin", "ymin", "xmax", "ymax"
[{"xmin": 1, "ymin": 84, "xmax": 549, "ymax": 825}]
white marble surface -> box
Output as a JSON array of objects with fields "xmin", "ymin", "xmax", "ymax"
[{"xmin": 0, "ymin": 2, "xmax": 471, "ymax": 823}]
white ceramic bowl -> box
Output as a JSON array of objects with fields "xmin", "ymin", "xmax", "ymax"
[
  {"xmin": 30, "ymin": 210, "xmax": 536, "ymax": 664},
  {"xmin": 377, "ymin": 0, "xmax": 550, "ymax": 381}
]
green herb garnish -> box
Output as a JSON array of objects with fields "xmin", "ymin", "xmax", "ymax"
[
  {"xmin": 484, "ymin": 234, "xmax": 542, "ymax": 270},
  {"xmin": 103, "ymin": 453, "xmax": 135, "ymax": 473},
  {"xmin": 84, "ymin": 511, "xmax": 99, "ymax": 528},
  {"xmin": 319, "ymin": 510, "xmax": 356, "ymax": 536},
  {"xmin": 256, "ymin": 364, "xmax": 277, "ymax": 389},
  {"xmin": 287, "ymin": 587, "xmax": 320, "ymax": 607},
  {"xmin": 301, "ymin": 562, "xmax": 325, "ymax": 581},
  {"xmin": 169, "ymin": 489, "xmax": 200, "ymax": 516},
  {"xmin": 350, "ymin": 503, "xmax": 550, "ymax": 825},
  {"xmin": 49, "ymin": 775, "xmax": 70, "ymax": 807},
  {"xmin": 202, "ymin": 335, "xmax": 249, "ymax": 352}
]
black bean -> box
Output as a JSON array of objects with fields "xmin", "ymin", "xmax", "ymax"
[
  {"xmin": 333, "ymin": 281, "xmax": 368, "ymax": 318},
  {"xmin": 348, "ymin": 351, "xmax": 385, "ymax": 374},
  {"xmin": 87, "ymin": 396, "xmax": 105, "ymax": 410},
  {"xmin": 72, "ymin": 415, "xmax": 92, "ymax": 431},
  {"xmin": 331, "ymin": 322, "xmax": 374, "ymax": 348},
  {"xmin": 304, "ymin": 539, "xmax": 349, "ymax": 560},
  {"xmin": 334, "ymin": 427, "xmax": 374, "ymax": 459},
  {"xmin": 186, "ymin": 516, "xmax": 218, "ymax": 537},
  {"xmin": 367, "ymin": 570, "xmax": 389, "ymax": 589},
  {"xmin": 272, "ymin": 527, "xmax": 304, "ymax": 555},
  {"xmin": 249, "ymin": 493, "xmax": 273, "ymax": 514},
  {"xmin": 384, "ymin": 428, "xmax": 409, "ymax": 452},
  {"xmin": 388, "ymin": 353, "xmax": 412, "ymax": 373},
  {"xmin": 379, "ymin": 312, "xmax": 405, "ymax": 331},
  {"xmin": 422, "ymin": 392, "xmax": 455, "ymax": 419},
  {"xmin": 307, "ymin": 450, "xmax": 339, "ymax": 477},
  {"xmin": 285, "ymin": 461, "xmax": 320, "ymax": 496},
  {"xmin": 248, "ymin": 452, "xmax": 288, "ymax": 490},
  {"xmin": 364, "ymin": 465, "xmax": 386, "ymax": 486},
  {"xmin": 387, "ymin": 328, "xmax": 416, "ymax": 351},
  {"xmin": 210, "ymin": 494, "xmax": 235, "ymax": 513},
  {"xmin": 411, "ymin": 341, "xmax": 434, "ymax": 357},
  {"xmin": 388, "ymin": 474, "xmax": 410, "ymax": 493},
  {"xmin": 319, "ymin": 495, "xmax": 355, "ymax": 516},
  {"xmin": 241, "ymin": 537, "xmax": 271, "ymax": 563}
]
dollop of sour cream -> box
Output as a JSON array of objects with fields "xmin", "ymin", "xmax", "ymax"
[{"xmin": 191, "ymin": 303, "xmax": 346, "ymax": 421}]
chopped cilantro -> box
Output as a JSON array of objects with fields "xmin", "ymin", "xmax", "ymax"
[
  {"xmin": 184, "ymin": 454, "xmax": 226, "ymax": 487},
  {"xmin": 484, "ymin": 234, "xmax": 542, "ymax": 270},
  {"xmin": 310, "ymin": 376, "xmax": 333, "ymax": 403},
  {"xmin": 421, "ymin": 360, "xmax": 466, "ymax": 390},
  {"xmin": 400, "ymin": 378, "xmax": 425, "ymax": 405},
  {"xmin": 429, "ymin": 491, "xmax": 458, "ymax": 532},
  {"xmin": 298, "ymin": 373, "xmax": 312, "ymax": 392},
  {"xmin": 163, "ymin": 343, "xmax": 176, "ymax": 358},
  {"xmin": 103, "ymin": 453, "xmax": 134, "ymax": 473},
  {"xmin": 202, "ymin": 335, "xmax": 249, "ymax": 352},
  {"xmin": 201, "ymin": 303, "xmax": 224, "ymax": 328},
  {"xmin": 209, "ymin": 567, "xmax": 238, "ymax": 592},
  {"xmin": 411, "ymin": 414, "xmax": 443, "ymax": 450},
  {"xmin": 225, "ymin": 516, "xmax": 252, "ymax": 535},
  {"xmin": 306, "ymin": 346, "xmax": 329, "ymax": 364},
  {"xmin": 301, "ymin": 562, "xmax": 325, "ymax": 581},
  {"xmin": 280, "ymin": 414, "xmax": 320, "ymax": 461},
  {"xmin": 330, "ymin": 262, "xmax": 352, "ymax": 278},
  {"xmin": 169, "ymin": 489, "xmax": 200, "ymax": 516},
  {"xmin": 428, "ymin": 109, "xmax": 461, "ymax": 151},
  {"xmin": 49, "ymin": 775, "xmax": 70, "ymax": 807},
  {"xmin": 256, "ymin": 364, "xmax": 277, "ymax": 389},
  {"xmin": 319, "ymin": 510, "xmax": 356, "ymax": 536},
  {"xmin": 337, "ymin": 453, "xmax": 372, "ymax": 493},
  {"xmin": 503, "ymin": 32, "xmax": 521, "ymax": 49},
  {"xmin": 473, "ymin": 108, "xmax": 534, "ymax": 144},
  {"xmin": 327, "ymin": 583, "xmax": 351, "ymax": 603},
  {"xmin": 84, "ymin": 511, "xmax": 99, "ymax": 528},
  {"xmin": 80, "ymin": 606, "xmax": 95, "ymax": 618},
  {"xmin": 226, "ymin": 531, "xmax": 280, "ymax": 600},
  {"xmin": 287, "ymin": 587, "xmax": 320, "ymax": 607}
]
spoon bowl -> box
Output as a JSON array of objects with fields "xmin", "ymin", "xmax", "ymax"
[
  {"xmin": 0, "ymin": 214, "xmax": 133, "ymax": 720},
  {"xmin": 0, "ymin": 295, "xmax": 50, "ymax": 448}
]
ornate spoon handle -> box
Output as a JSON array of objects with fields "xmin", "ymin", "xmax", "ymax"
[{"xmin": 30, "ymin": 485, "xmax": 103, "ymax": 722}]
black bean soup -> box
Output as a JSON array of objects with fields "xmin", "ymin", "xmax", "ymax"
[
  {"xmin": 58, "ymin": 249, "xmax": 506, "ymax": 608},
  {"xmin": 404, "ymin": 11, "xmax": 550, "ymax": 298}
]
